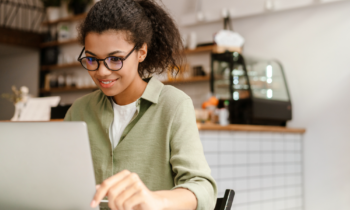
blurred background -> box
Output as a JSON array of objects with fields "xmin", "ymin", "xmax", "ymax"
[{"xmin": 0, "ymin": 0, "xmax": 350, "ymax": 209}]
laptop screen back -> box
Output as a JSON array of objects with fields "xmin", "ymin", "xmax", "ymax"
[{"xmin": 0, "ymin": 122, "xmax": 98, "ymax": 210}]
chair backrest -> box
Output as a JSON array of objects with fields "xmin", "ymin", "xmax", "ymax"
[{"xmin": 214, "ymin": 189, "xmax": 235, "ymax": 210}]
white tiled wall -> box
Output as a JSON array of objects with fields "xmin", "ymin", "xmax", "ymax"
[{"xmin": 199, "ymin": 130, "xmax": 304, "ymax": 210}]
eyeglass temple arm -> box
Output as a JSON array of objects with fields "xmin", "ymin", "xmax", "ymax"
[
  {"xmin": 123, "ymin": 47, "xmax": 136, "ymax": 60},
  {"xmin": 77, "ymin": 47, "xmax": 85, "ymax": 61}
]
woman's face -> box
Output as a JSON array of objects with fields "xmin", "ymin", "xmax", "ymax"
[{"xmin": 84, "ymin": 30, "xmax": 146, "ymax": 97}]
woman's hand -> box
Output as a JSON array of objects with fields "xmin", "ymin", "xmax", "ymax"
[{"xmin": 90, "ymin": 170, "xmax": 165, "ymax": 210}]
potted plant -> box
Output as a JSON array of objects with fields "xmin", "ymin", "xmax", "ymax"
[
  {"xmin": 68, "ymin": 0, "xmax": 93, "ymax": 15},
  {"xmin": 41, "ymin": 0, "xmax": 61, "ymax": 21}
]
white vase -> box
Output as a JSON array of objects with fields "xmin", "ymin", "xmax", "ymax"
[
  {"xmin": 11, "ymin": 102, "xmax": 24, "ymax": 121},
  {"xmin": 47, "ymin": 7, "xmax": 61, "ymax": 22},
  {"xmin": 188, "ymin": 32, "xmax": 197, "ymax": 50}
]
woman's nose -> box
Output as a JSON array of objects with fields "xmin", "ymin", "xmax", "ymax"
[{"xmin": 96, "ymin": 61, "xmax": 112, "ymax": 77}]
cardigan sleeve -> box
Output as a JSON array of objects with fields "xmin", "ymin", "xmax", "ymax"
[
  {"xmin": 169, "ymin": 98, "xmax": 217, "ymax": 210},
  {"xmin": 63, "ymin": 107, "xmax": 72, "ymax": 121}
]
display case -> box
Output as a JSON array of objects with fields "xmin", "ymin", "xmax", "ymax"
[{"xmin": 211, "ymin": 51, "xmax": 292, "ymax": 126}]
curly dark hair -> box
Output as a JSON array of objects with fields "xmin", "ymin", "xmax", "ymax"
[{"xmin": 78, "ymin": 0, "xmax": 184, "ymax": 78}]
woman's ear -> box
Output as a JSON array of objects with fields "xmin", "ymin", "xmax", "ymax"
[{"xmin": 138, "ymin": 43, "xmax": 148, "ymax": 63}]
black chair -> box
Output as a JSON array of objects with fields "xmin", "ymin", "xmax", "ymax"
[{"xmin": 214, "ymin": 189, "xmax": 235, "ymax": 210}]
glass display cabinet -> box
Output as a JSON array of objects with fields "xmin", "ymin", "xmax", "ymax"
[{"xmin": 210, "ymin": 51, "xmax": 292, "ymax": 126}]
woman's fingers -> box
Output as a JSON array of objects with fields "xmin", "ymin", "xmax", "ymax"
[
  {"xmin": 123, "ymin": 190, "xmax": 145, "ymax": 210},
  {"xmin": 108, "ymin": 173, "xmax": 144, "ymax": 210},
  {"xmin": 113, "ymin": 178, "xmax": 145, "ymax": 210},
  {"xmin": 91, "ymin": 170, "xmax": 131, "ymax": 208}
]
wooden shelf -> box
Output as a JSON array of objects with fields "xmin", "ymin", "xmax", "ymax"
[
  {"xmin": 42, "ymin": 13, "xmax": 87, "ymax": 26},
  {"xmin": 40, "ymin": 38, "xmax": 214, "ymax": 53},
  {"xmin": 197, "ymin": 122, "xmax": 306, "ymax": 134},
  {"xmin": 39, "ymin": 45, "xmax": 215, "ymax": 70},
  {"xmin": 40, "ymin": 86, "xmax": 97, "ymax": 94},
  {"xmin": 40, "ymin": 77, "xmax": 209, "ymax": 94},
  {"xmin": 163, "ymin": 76, "xmax": 210, "ymax": 85},
  {"xmin": 40, "ymin": 38, "xmax": 80, "ymax": 48},
  {"xmin": 41, "ymin": 62, "xmax": 82, "ymax": 71},
  {"xmin": 184, "ymin": 45, "xmax": 214, "ymax": 54}
]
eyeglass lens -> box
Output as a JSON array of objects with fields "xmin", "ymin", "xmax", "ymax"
[{"xmin": 81, "ymin": 57, "xmax": 123, "ymax": 71}]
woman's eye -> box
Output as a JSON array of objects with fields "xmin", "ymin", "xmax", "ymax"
[
  {"xmin": 109, "ymin": 57, "xmax": 121, "ymax": 62},
  {"xmin": 86, "ymin": 57, "xmax": 96, "ymax": 62}
]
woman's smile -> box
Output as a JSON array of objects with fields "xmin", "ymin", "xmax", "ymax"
[{"xmin": 97, "ymin": 78, "xmax": 119, "ymax": 88}]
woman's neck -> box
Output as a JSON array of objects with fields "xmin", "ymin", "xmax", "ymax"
[{"xmin": 112, "ymin": 76, "xmax": 147, "ymax": 105}]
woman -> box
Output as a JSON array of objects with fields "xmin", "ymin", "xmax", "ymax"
[{"xmin": 64, "ymin": 0, "xmax": 217, "ymax": 209}]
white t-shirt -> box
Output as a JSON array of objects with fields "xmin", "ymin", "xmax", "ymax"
[{"xmin": 109, "ymin": 98, "xmax": 137, "ymax": 148}]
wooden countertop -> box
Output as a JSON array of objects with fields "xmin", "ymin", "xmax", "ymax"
[
  {"xmin": 1, "ymin": 119, "xmax": 305, "ymax": 133},
  {"xmin": 197, "ymin": 123, "xmax": 305, "ymax": 133}
]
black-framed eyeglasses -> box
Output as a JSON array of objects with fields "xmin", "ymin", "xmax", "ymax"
[{"xmin": 77, "ymin": 46, "xmax": 136, "ymax": 71}]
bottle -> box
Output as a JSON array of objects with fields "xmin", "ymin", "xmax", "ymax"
[
  {"xmin": 65, "ymin": 74, "xmax": 73, "ymax": 87},
  {"xmin": 57, "ymin": 74, "xmax": 65, "ymax": 87},
  {"xmin": 219, "ymin": 100, "xmax": 230, "ymax": 126},
  {"xmin": 50, "ymin": 73, "xmax": 58, "ymax": 88}
]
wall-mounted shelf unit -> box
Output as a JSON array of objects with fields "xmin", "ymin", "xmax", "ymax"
[
  {"xmin": 164, "ymin": 76, "xmax": 210, "ymax": 85},
  {"xmin": 40, "ymin": 38, "xmax": 214, "ymax": 53},
  {"xmin": 40, "ymin": 76, "xmax": 210, "ymax": 94},
  {"xmin": 184, "ymin": 45, "xmax": 214, "ymax": 54},
  {"xmin": 40, "ymin": 86, "xmax": 97, "ymax": 94}
]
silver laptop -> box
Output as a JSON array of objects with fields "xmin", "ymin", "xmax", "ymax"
[{"xmin": 0, "ymin": 122, "xmax": 99, "ymax": 210}]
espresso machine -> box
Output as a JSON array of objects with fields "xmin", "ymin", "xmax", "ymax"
[{"xmin": 210, "ymin": 51, "xmax": 292, "ymax": 126}]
